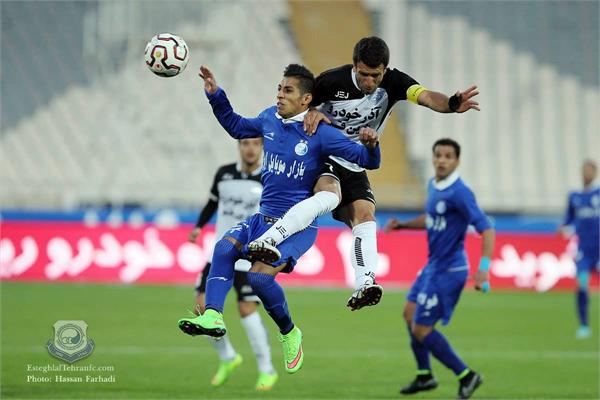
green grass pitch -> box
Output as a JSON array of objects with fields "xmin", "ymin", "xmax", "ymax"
[{"xmin": 1, "ymin": 282, "xmax": 598, "ymax": 399}]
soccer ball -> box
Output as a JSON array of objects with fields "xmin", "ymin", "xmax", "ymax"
[{"xmin": 144, "ymin": 33, "xmax": 189, "ymax": 77}]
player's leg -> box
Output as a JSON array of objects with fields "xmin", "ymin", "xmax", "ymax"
[
  {"xmin": 399, "ymin": 270, "xmax": 437, "ymax": 395},
  {"xmin": 246, "ymin": 261, "xmax": 303, "ymax": 374},
  {"xmin": 246, "ymin": 225, "xmax": 316, "ymax": 374},
  {"xmin": 247, "ymin": 171, "xmax": 341, "ymax": 263},
  {"xmin": 413, "ymin": 323, "xmax": 482, "ymax": 399},
  {"xmin": 192, "ymin": 265, "xmax": 242, "ymax": 387},
  {"xmin": 343, "ymin": 197, "xmax": 384, "ymax": 311},
  {"xmin": 399, "ymin": 301, "xmax": 438, "ymax": 395},
  {"xmin": 413, "ymin": 270, "xmax": 483, "ymax": 399},
  {"xmin": 178, "ymin": 218, "xmax": 252, "ymax": 337},
  {"xmin": 234, "ymin": 272, "xmax": 278, "ymax": 390},
  {"xmin": 575, "ymin": 249, "xmax": 594, "ymax": 339}
]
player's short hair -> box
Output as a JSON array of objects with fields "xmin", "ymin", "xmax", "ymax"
[
  {"xmin": 353, "ymin": 37, "xmax": 390, "ymax": 68},
  {"xmin": 283, "ymin": 64, "xmax": 315, "ymax": 95},
  {"xmin": 238, "ymin": 137, "xmax": 263, "ymax": 145},
  {"xmin": 432, "ymin": 138, "xmax": 461, "ymax": 159}
]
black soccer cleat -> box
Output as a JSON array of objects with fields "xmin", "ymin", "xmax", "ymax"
[
  {"xmin": 178, "ymin": 320, "xmax": 226, "ymax": 338},
  {"xmin": 457, "ymin": 371, "xmax": 483, "ymax": 399},
  {"xmin": 346, "ymin": 282, "xmax": 384, "ymax": 311},
  {"xmin": 400, "ymin": 374, "xmax": 439, "ymax": 395}
]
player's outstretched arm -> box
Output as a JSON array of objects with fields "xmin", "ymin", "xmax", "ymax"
[
  {"xmin": 418, "ymin": 86, "xmax": 480, "ymax": 113},
  {"xmin": 199, "ymin": 65, "xmax": 218, "ymax": 95},
  {"xmin": 201, "ymin": 66, "xmax": 263, "ymax": 139},
  {"xmin": 383, "ymin": 214, "xmax": 427, "ymax": 233}
]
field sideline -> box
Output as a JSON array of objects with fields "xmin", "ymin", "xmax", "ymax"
[{"xmin": 1, "ymin": 283, "xmax": 598, "ymax": 399}]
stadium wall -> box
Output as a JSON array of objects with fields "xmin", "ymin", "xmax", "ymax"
[{"xmin": 1, "ymin": 210, "xmax": 595, "ymax": 292}]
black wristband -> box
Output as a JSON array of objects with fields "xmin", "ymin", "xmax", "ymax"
[{"xmin": 448, "ymin": 94, "xmax": 460, "ymax": 112}]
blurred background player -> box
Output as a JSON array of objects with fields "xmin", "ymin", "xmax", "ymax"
[
  {"xmin": 384, "ymin": 138, "xmax": 495, "ymax": 399},
  {"xmin": 188, "ymin": 137, "xmax": 278, "ymax": 391},
  {"xmin": 248, "ymin": 36, "xmax": 480, "ymax": 311},
  {"xmin": 178, "ymin": 63, "xmax": 380, "ymax": 374},
  {"xmin": 559, "ymin": 160, "xmax": 600, "ymax": 339}
]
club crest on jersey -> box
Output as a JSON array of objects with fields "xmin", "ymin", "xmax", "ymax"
[
  {"xmin": 295, "ymin": 140, "xmax": 308, "ymax": 156},
  {"xmin": 436, "ymin": 200, "xmax": 447, "ymax": 214}
]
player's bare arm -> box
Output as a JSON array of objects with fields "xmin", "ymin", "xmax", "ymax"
[
  {"xmin": 383, "ymin": 214, "xmax": 427, "ymax": 233},
  {"xmin": 303, "ymin": 109, "xmax": 332, "ymax": 135},
  {"xmin": 188, "ymin": 227, "xmax": 201, "ymax": 243},
  {"xmin": 418, "ymin": 85, "xmax": 480, "ymax": 113},
  {"xmin": 473, "ymin": 228, "xmax": 495, "ymax": 291},
  {"xmin": 199, "ymin": 65, "xmax": 218, "ymax": 95}
]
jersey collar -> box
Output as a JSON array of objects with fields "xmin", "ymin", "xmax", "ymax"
[
  {"xmin": 275, "ymin": 109, "xmax": 308, "ymax": 124},
  {"xmin": 236, "ymin": 162, "xmax": 262, "ymax": 177},
  {"xmin": 433, "ymin": 170, "xmax": 460, "ymax": 190},
  {"xmin": 351, "ymin": 68, "xmax": 361, "ymax": 92}
]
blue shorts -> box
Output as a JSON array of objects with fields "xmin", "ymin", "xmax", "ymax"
[
  {"xmin": 222, "ymin": 213, "xmax": 318, "ymax": 273},
  {"xmin": 576, "ymin": 247, "xmax": 599, "ymax": 273},
  {"xmin": 407, "ymin": 265, "xmax": 468, "ymax": 326}
]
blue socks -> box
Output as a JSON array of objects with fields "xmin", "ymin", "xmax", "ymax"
[
  {"xmin": 422, "ymin": 330, "xmax": 467, "ymax": 376},
  {"xmin": 204, "ymin": 239, "xmax": 294, "ymax": 335},
  {"xmin": 247, "ymin": 272, "xmax": 294, "ymax": 334},
  {"xmin": 577, "ymin": 289, "xmax": 589, "ymax": 327},
  {"xmin": 205, "ymin": 239, "xmax": 240, "ymax": 313},
  {"xmin": 407, "ymin": 325, "xmax": 431, "ymax": 373}
]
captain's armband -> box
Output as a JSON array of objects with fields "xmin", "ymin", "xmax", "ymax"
[{"xmin": 406, "ymin": 84, "xmax": 428, "ymax": 104}]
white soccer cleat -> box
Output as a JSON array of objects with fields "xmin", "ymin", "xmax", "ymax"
[{"xmin": 247, "ymin": 238, "xmax": 281, "ymax": 264}]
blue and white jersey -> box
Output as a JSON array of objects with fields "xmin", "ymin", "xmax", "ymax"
[
  {"xmin": 425, "ymin": 171, "xmax": 491, "ymax": 271},
  {"xmin": 563, "ymin": 185, "xmax": 600, "ymax": 251},
  {"xmin": 207, "ymin": 88, "xmax": 381, "ymax": 220}
]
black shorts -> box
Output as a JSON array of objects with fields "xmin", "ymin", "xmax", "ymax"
[
  {"xmin": 318, "ymin": 158, "xmax": 376, "ymax": 220},
  {"xmin": 194, "ymin": 263, "xmax": 260, "ymax": 303}
]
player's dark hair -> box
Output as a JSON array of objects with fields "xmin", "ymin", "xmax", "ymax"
[
  {"xmin": 238, "ymin": 137, "xmax": 263, "ymax": 145},
  {"xmin": 283, "ymin": 64, "xmax": 315, "ymax": 95},
  {"xmin": 353, "ymin": 37, "xmax": 390, "ymax": 68},
  {"xmin": 432, "ymin": 138, "xmax": 461, "ymax": 159}
]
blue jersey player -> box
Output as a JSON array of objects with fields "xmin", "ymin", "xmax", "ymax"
[
  {"xmin": 178, "ymin": 64, "xmax": 381, "ymax": 374},
  {"xmin": 560, "ymin": 160, "xmax": 599, "ymax": 339},
  {"xmin": 384, "ymin": 138, "xmax": 495, "ymax": 399}
]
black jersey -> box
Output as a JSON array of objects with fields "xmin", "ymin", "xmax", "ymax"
[
  {"xmin": 208, "ymin": 162, "xmax": 262, "ymax": 238},
  {"xmin": 312, "ymin": 64, "xmax": 420, "ymax": 171}
]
